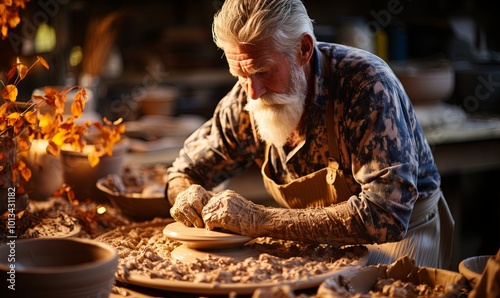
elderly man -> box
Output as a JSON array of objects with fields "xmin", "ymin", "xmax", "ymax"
[{"xmin": 165, "ymin": 0, "xmax": 454, "ymax": 269}]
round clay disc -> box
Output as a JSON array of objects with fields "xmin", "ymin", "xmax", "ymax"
[
  {"xmin": 170, "ymin": 244, "xmax": 260, "ymax": 263},
  {"xmin": 163, "ymin": 222, "xmax": 252, "ymax": 250}
]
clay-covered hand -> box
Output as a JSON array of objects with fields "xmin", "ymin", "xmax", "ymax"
[
  {"xmin": 170, "ymin": 184, "xmax": 214, "ymax": 228},
  {"xmin": 202, "ymin": 190, "xmax": 367, "ymax": 245},
  {"xmin": 202, "ymin": 189, "xmax": 266, "ymax": 237}
]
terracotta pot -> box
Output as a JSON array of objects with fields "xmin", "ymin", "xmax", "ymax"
[{"xmin": 60, "ymin": 138, "xmax": 129, "ymax": 202}]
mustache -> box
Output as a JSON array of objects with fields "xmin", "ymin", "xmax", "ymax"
[{"xmin": 258, "ymin": 90, "xmax": 298, "ymax": 106}]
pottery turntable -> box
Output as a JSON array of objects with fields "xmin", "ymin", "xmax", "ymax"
[{"xmin": 163, "ymin": 222, "xmax": 259, "ymax": 262}]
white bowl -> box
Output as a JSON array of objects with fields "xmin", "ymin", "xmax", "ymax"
[
  {"xmin": 392, "ymin": 59, "xmax": 455, "ymax": 105},
  {"xmin": 459, "ymin": 255, "xmax": 493, "ymax": 287},
  {"xmin": 0, "ymin": 238, "xmax": 118, "ymax": 298}
]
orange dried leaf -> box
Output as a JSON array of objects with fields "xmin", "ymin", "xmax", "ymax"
[
  {"xmin": 37, "ymin": 56, "xmax": 50, "ymax": 69},
  {"xmin": 46, "ymin": 141, "xmax": 60, "ymax": 156},
  {"xmin": 117, "ymin": 124, "xmax": 126, "ymax": 134},
  {"xmin": 67, "ymin": 189, "xmax": 75, "ymax": 201},
  {"xmin": 6, "ymin": 64, "xmax": 16, "ymax": 81},
  {"xmin": 51, "ymin": 130, "xmax": 68, "ymax": 146},
  {"xmin": 17, "ymin": 137, "xmax": 30, "ymax": 151},
  {"xmin": 88, "ymin": 152, "xmax": 100, "ymax": 168},
  {"xmin": 1, "ymin": 84, "xmax": 18, "ymax": 101},
  {"xmin": 7, "ymin": 112, "xmax": 20, "ymax": 125},
  {"xmin": 21, "ymin": 166, "xmax": 31, "ymax": 181},
  {"xmin": 0, "ymin": 101, "xmax": 12, "ymax": 115},
  {"xmin": 24, "ymin": 110, "xmax": 37, "ymax": 124},
  {"xmin": 11, "ymin": 169, "xmax": 18, "ymax": 184},
  {"xmin": 18, "ymin": 64, "xmax": 28, "ymax": 79},
  {"xmin": 70, "ymin": 93, "xmax": 85, "ymax": 118},
  {"xmin": 38, "ymin": 112, "xmax": 52, "ymax": 128}
]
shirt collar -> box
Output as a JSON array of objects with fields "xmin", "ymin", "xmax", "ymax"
[{"xmin": 311, "ymin": 44, "xmax": 332, "ymax": 110}]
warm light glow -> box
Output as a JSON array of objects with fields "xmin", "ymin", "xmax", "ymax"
[
  {"xmin": 35, "ymin": 23, "xmax": 56, "ymax": 53},
  {"xmin": 96, "ymin": 205, "xmax": 107, "ymax": 214},
  {"xmin": 27, "ymin": 139, "xmax": 49, "ymax": 164},
  {"xmin": 69, "ymin": 46, "xmax": 83, "ymax": 67}
]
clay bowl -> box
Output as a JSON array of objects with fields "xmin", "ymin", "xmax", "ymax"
[
  {"xmin": 459, "ymin": 255, "xmax": 493, "ymax": 287},
  {"xmin": 317, "ymin": 256, "xmax": 468, "ymax": 296},
  {"xmin": 0, "ymin": 238, "xmax": 118, "ymax": 298},
  {"xmin": 96, "ymin": 177, "xmax": 171, "ymax": 221},
  {"xmin": 138, "ymin": 86, "xmax": 179, "ymax": 116},
  {"xmin": 392, "ymin": 59, "xmax": 455, "ymax": 105}
]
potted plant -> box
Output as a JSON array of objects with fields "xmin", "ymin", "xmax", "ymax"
[{"xmin": 1, "ymin": 56, "xmax": 126, "ymax": 212}]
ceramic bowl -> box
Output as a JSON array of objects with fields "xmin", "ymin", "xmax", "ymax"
[
  {"xmin": 0, "ymin": 238, "xmax": 118, "ymax": 298},
  {"xmin": 96, "ymin": 177, "xmax": 171, "ymax": 221},
  {"xmin": 392, "ymin": 59, "xmax": 455, "ymax": 105},
  {"xmin": 459, "ymin": 255, "xmax": 493, "ymax": 287},
  {"xmin": 138, "ymin": 86, "xmax": 179, "ymax": 116}
]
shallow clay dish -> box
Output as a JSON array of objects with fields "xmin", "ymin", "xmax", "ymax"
[
  {"xmin": 170, "ymin": 244, "xmax": 260, "ymax": 263},
  {"xmin": 0, "ymin": 238, "xmax": 118, "ymax": 298},
  {"xmin": 163, "ymin": 221, "xmax": 252, "ymax": 249}
]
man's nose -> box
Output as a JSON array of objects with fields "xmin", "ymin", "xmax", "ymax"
[{"xmin": 246, "ymin": 75, "xmax": 266, "ymax": 100}]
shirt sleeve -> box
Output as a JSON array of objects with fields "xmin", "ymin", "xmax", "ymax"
[
  {"xmin": 332, "ymin": 50, "xmax": 433, "ymax": 243},
  {"xmin": 167, "ymin": 83, "xmax": 264, "ymax": 190}
]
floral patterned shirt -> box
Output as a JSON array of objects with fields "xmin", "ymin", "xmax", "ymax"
[{"xmin": 167, "ymin": 42, "xmax": 441, "ymax": 244}]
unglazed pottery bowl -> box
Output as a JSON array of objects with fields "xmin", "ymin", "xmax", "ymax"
[
  {"xmin": 317, "ymin": 256, "xmax": 468, "ymax": 296},
  {"xmin": 96, "ymin": 177, "xmax": 171, "ymax": 221},
  {"xmin": 459, "ymin": 255, "xmax": 493, "ymax": 287},
  {"xmin": 0, "ymin": 238, "xmax": 118, "ymax": 298}
]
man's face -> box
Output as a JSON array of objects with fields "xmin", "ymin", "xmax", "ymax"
[
  {"xmin": 223, "ymin": 40, "xmax": 308, "ymax": 146},
  {"xmin": 223, "ymin": 40, "xmax": 293, "ymax": 100}
]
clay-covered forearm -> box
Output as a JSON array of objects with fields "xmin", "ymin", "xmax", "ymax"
[
  {"xmin": 255, "ymin": 202, "xmax": 373, "ymax": 245},
  {"xmin": 203, "ymin": 191, "xmax": 374, "ymax": 245}
]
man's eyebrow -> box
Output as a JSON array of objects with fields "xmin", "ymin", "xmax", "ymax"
[{"xmin": 230, "ymin": 64, "xmax": 270, "ymax": 77}]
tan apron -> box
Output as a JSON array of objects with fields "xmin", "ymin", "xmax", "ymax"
[
  {"xmin": 262, "ymin": 100, "xmax": 352, "ymax": 208},
  {"xmin": 260, "ymin": 101, "xmax": 455, "ymax": 269}
]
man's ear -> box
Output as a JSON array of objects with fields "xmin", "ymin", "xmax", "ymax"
[{"xmin": 298, "ymin": 34, "xmax": 314, "ymax": 66}]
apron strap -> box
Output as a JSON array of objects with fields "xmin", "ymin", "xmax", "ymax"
[{"xmin": 326, "ymin": 96, "xmax": 340, "ymax": 162}]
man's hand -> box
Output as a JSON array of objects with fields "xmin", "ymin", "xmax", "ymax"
[
  {"xmin": 202, "ymin": 189, "xmax": 264, "ymax": 237},
  {"xmin": 170, "ymin": 184, "xmax": 213, "ymax": 228}
]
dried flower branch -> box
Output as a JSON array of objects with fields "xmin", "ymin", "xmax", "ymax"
[{"xmin": 0, "ymin": 56, "xmax": 126, "ymax": 192}]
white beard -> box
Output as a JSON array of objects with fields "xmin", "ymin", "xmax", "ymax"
[{"xmin": 244, "ymin": 62, "xmax": 308, "ymax": 147}]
